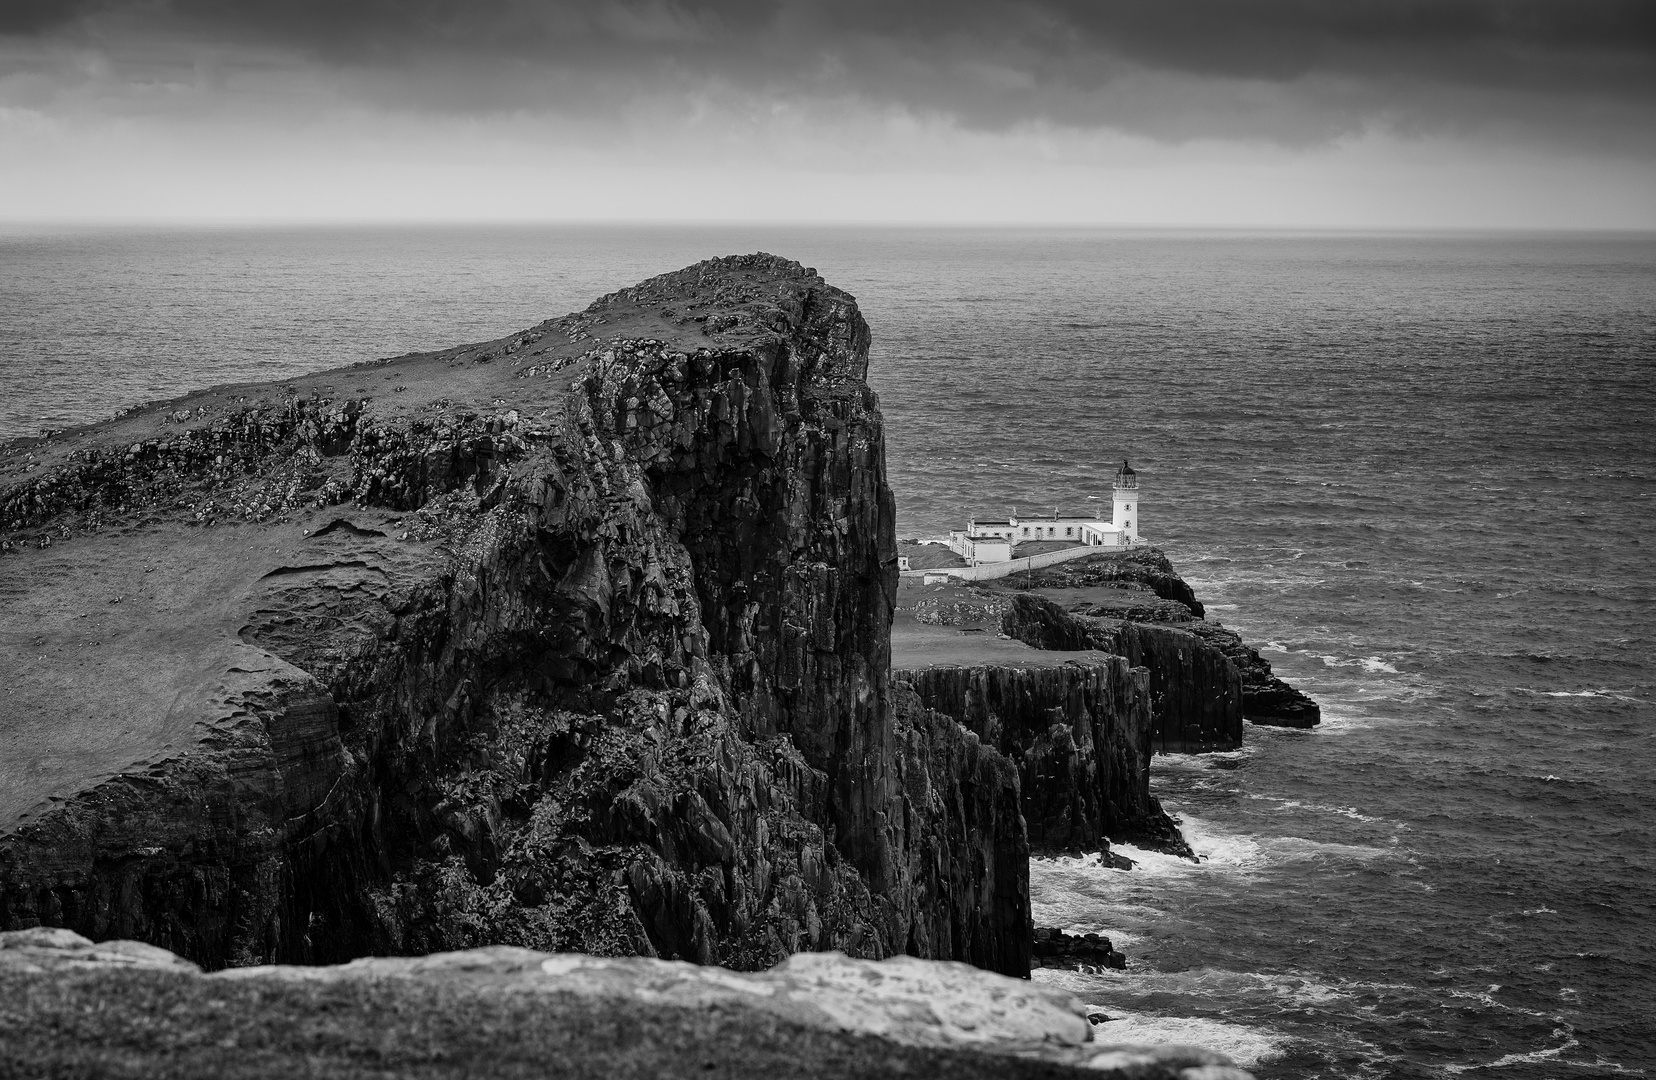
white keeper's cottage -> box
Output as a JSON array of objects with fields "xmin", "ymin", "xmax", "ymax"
[{"xmin": 946, "ymin": 460, "xmax": 1143, "ymax": 566}]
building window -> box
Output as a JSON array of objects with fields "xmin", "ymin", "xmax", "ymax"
[{"xmin": 1066, "ymin": 527, "xmax": 1073, "ymax": 536}]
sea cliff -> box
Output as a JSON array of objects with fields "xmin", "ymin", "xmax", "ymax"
[
  {"xmin": 0, "ymin": 255, "xmax": 1027, "ymax": 974},
  {"xmin": 893, "ymin": 663, "xmax": 1190, "ymax": 857},
  {"xmin": 999, "ymin": 552, "xmax": 1320, "ymax": 735}
]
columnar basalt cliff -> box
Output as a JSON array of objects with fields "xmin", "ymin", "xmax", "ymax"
[
  {"xmin": 0, "ymin": 256, "xmax": 1028, "ymax": 975},
  {"xmin": 1001, "ymin": 551, "xmax": 1320, "ymax": 733},
  {"xmin": 1002, "ymin": 594, "xmax": 1245, "ymax": 754},
  {"xmin": 892, "ymin": 664, "xmax": 1189, "ymax": 856},
  {"xmin": 1184, "ymin": 622, "xmax": 1322, "ymax": 728}
]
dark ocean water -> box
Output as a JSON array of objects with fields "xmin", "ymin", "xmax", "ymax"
[{"xmin": 3, "ymin": 224, "xmax": 1652, "ymax": 1078}]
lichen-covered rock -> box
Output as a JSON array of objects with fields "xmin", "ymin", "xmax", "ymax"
[
  {"xmin": 0, "ymin": 255, "xmax": 1029, "ymax": 976},
  {"xmin": 0, "ymin": 928, "xmax": 1254, "ymax": 1079}
]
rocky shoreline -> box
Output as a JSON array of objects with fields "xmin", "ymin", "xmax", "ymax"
[{"xmin": 0, "ymin": 255, "xmax": 1309, "ymax": 1076}]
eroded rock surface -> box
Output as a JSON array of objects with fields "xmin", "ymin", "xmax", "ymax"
[
  {"xmin": 0, "ymin": 255, "xmax": 1027, "ymax": 975},
  {"xmin": 1003, "ymin": 593, "xmax": 1245, "ymax": 754},
  {"xmin": 1031, "ymin": 926, "xmax": 1128, "ymax": 972},
  {"xmin": 1002, "ymin": 549, "xmax": 1206, "ymax": 619},
  {"xmin": 0, "ymin": 927, "xmax": 1254, "ymax": 1079},
  {"xmin": 1185, "ymin": 622, "xmax": 1322, "ymax": 728},
  {"xmin": 893, "ymin": 663, "xmax": 1188, "ymax": 856},
  {"xmin": 994, "ymin": 549, "xmax": 1317, "ymax": 732}
]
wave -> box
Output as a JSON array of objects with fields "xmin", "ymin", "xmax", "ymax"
[
  {"xmin": 1111, "ymin": 814, "xmax": 1393, "ymax": 874},
  {"xmin": 1258, "ymin": 642, "xmax": 1401, "ymax": 674},
  {"xmin": 1244, "ymin": 793, "xmax": 1384, "ymax": 824},
  {"xmin": 1028, "ymin": 971, "xmax": 1287, "ymax": 1068},
  {"xmin": 1085, "ymin": 1011, "xmax": 1283, "ymax": 1069},
  {"xmin": 1314, "ymin": 653, "xmax": 1400, "ymax": 674},
  {"xmin": 1512, "ymin": 687, "xmax": 1650, "ymax": 703},
  {"xmin": 1440, "ymin": 1024, "xmax": 1644, "ymax": 1076}
]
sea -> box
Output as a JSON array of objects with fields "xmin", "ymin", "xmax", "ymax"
[{"xmin": 2, "ymin": 224, "xmax": 1652, "ymax": 1079}]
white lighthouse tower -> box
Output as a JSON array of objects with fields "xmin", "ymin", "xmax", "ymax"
[{"xmin": 1112, "ymin": 460, "xmax": 1139, "ymax": 543}]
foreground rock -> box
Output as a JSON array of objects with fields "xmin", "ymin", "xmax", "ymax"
[
  {"xmin": 0, "ymin": 927, "xmax": 1252, "ymax": 1079},
  {"xmin": 0, "ymin": 255, "xmax": 1025, "ymax": 974}
]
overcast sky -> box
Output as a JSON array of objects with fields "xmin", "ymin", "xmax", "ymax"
[{"xmin": 3, "ymin": 1, "xmax": 1652, "ymax": 226}]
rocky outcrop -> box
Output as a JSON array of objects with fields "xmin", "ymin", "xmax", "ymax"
[
  {"xmin": 995, "ymin": 551, "xmax": 1319, "ymax": 731},
  {"xmin": 0, "ymin": 927, "xmax": 1254, "ymax": 1079},
  {"xmin": 1003, "ymin": 549, "xmax": 1205, "ymax": 619},
  {"xmin": 0, "ymin": 255, "xmax": 1029, "ymax": 975},
  {"xmin": 1031, "ymin": 926, "xmax": 1128, "ymax": 972},
  {"xmin": 1003, "ymin": 594, "xmax": 1243, "ymax": 754},
  {"xmin": 893, "ymin": 663, "xmax": 1189, "ymax": 856},
  {"xmin": 1185, "ymin": 622, "xmax": 1321, "ymax": 728}
]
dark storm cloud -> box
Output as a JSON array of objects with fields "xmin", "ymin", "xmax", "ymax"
[{"xmin": 9, "ymin": 1, "xmax": 1655, "ymax": 149}]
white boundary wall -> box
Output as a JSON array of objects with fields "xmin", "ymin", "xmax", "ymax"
[{"xmin": 902, "ymin": 539, "xmax": 1145, "ymax": 583}]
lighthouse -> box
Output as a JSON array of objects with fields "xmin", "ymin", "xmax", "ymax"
[{"xmin": 1112, "ymin": 460, "xmax": 1139, "ymax": 542}]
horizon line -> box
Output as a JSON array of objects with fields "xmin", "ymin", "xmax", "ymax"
[{"xmin": 3, "ymin": 217, "xmax": 1654, "ymax": 237}]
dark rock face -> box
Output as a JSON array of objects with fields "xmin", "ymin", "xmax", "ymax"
[
  {"xmin": 992, "ymin": 551, "xmax": 1318, "ymax": 732},
  {"xmin": 1185, "ymin": 622, "xmax": 1322, "ymax": 728},
  {"xmin": 1003, "ymin": 594, "xmax": 1244, "ymax": 754},
  {"xmin": 1003, "ymin": 549, "xmax": 1205, "ymax": 619},
  {"xmin": 0, "ymin": 255, "xmax": 1030, "ymax": 976},
  {"xmin": 1031, "ymin": 927, "xmax": 1127, "ymax": 972},
  {"xmin": 893, "ymin": 663, "xmax": 1186, "ymax": 856}
]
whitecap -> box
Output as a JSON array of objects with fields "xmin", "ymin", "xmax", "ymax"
[
  {"xmin": 1514, "ymin": 687, "xmax": 1650, "ymax": 703},
  {"xmin": 1263, "ymin": 835, "xmax": 1392, "ymax": 863},
  {"xmin": 1305, "ymin": 651, "xmax": 1400, "ymax": 674},
  {"xmin": 1154, "ymin": 747, "xmax": 1255, "ymax": 773},
  {"xmin": 1244, "ymin": 793, "xmax": 1383, "ymax": 824}
]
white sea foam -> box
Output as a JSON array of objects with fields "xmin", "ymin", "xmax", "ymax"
[
  {"xmin": 1153, "ymin": 747, "xmax": 1255, "ymax": 773},
  {"xmin": 1259, "ymin": 641, "xmax": 1402, "ymax": 675},
  {"xmin": 1156, "ymin": 815, "xmax": 1265, "ymax": 871},
  {"xmin": 1264, "ymin": 835, "xmax": 1392, "ymax": 863},
  {"xmin": 1087, "ymin": 1012, "xmax": 1283, "ymax": 1069},
  {"xmin": 1305, "ymin": 651, "xmax": 1400, "ymax": 674},
  {"xmin": 1245, "ymin": 793, "xmax": 1383, "ymax": 824},
  {"xmin": 1514, "ymin": 687, "xmax": 1650, "ymax": 703},
  {"xmin": 1030, "ymin": 969, "xmax": 1329, "ymax": 1067}
]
